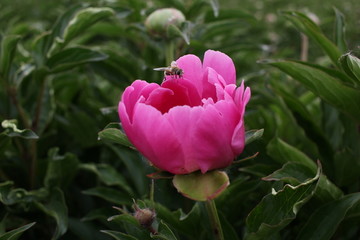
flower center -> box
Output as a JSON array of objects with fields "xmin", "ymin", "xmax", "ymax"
[{"xmin": 145, "ymin": 79, "xmax": 202, "ymax": 114}]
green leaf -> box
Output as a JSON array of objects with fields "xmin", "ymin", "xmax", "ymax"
[
  {"xmin": 209, "ymin": 0, "xmax": 220, "ymax": 17},
  {"xmin": 289, "ymin": 60, "xmax": 355, "ymax": 85},
  {"xmin": 218, "ymin": 212, "xmax": 240, "ymax": 240},
  {"xmin": 331, "ymin": 116, "xmax": 360, "ymax": 186},
  {"xmin": 333, "ymin": 8, "xmax": 347, "ymax": 53},
  {"xmin": 35, "ymin": 188, "xmax": 68, "ymax": 240},
  {"xmin": 63, "ymin": 7, "xmax": 114, "ymax": 44},
  {"xmin": 166, "ymin": 23, "xmax": 191, "ymax": 45},
  {"xmin": 67, "ymin": 218, "xmax": 104, "ymax": 240},
  {"xmin": 143, "ymin": 199, "xmax": 203, "ymax": 238},
  {"xmin": 81, "ymin": 207, "xmax": 114, "ymax": 222},
  {"xmin": 44, "ymin": 148, "xmax": 79, "ymax": 189},
  {"xmin": 0, "ymin": 181, "xmax": 47, "ymax": 205},
  {"xmin": 239, "ymin": 164, "xmax": 275, "ymax": 177},
  {"xmin": 46, "ymin": 47, "xmax": 108, "ymax": 73},
  {"xmin": 79, "ymin": 163, "xmax": 132, "ymax": 194},
  {"xmin": 267, "ymin": 138, "xmax": 317, "ymax": 173},
  {"xmin": 107, "ymin": 145, "xmax": 148, "ymax": 196},
  {"xmin": 315, "ymin": 175, "xmax": 343, "ymax": 202},
  {"xmin": 63, "ymin": 108, "xmax": 99, "ymax": 148},
  {"xmin": 151, "ymin": 221, "xmax": 177, "ymax": 240},
  {"xmin": 0, "ymin": 222, "xmax": 36, "ymax": 240},
  {"xmin": 199, "ymin": 19, "xmax": 245, "ymax": 43},
  {"xmin": 98, "ymin": 123, "xmax": 132, "ymax": 147},
  {"xmin": 271, "ymin": 82, "xmax": 335, "ymax": 169},
  {"xmin": 108, "ymin": 213, "xmax": 139, "ymax": 225},
  {"xmin": 32, "ymin": 31, "xmax": 53, "ymax": 66},
  {"xmin": 219, "ymin": 213, "xmax": 240, "ymax": 240},
  {"xmin": 14, "ymin": 63, "xmax": 35, "ymax": 88},
  {"xmin": 47, "ymin": 7, "xmax": 114, "ymax": 56},
  {"xmin": 262, "ymin": 162, "xmax": 316, "ymax": 185},
  {"xmin": 89, "ymin": 50, "xmax": 138, "ymax": 88},
  {"xmin": 267, "ymin": 60, "xmax": 360, "ymax": 122},
  {"xmin": 101, "ymin": 230, "xmax": 138, "ymax": 240},
  {"xmin": 50, "ymin": 4, "xmax": 85, "ymax": 42},
  {"xmin": 0, "ymin": 133, "xmax": 11, "ymax": 154},
  {"xmin": 172, "ymin": 170, "xmax": 229, "ymax": 201},
  {"xmin": 282, "ymin": 11, "xmax": 342, "ymax": 66},
  {"xmin": 35, "ymin": 78, "xmax": 56, "ymax": 135},
  {"xmin": 107, "ymin": 214, "xmax": 151, "ymax": 240},
  {"xmin": 263, "ymin": 162, "xmax": 343, "ymax": 202},
  {"xmin": 32, "ymin": 5, "xmax": 84, "ymax": 61},
  {"xmin": 1, "ymin": 120, "xmax": 38, "ymax": 139},
  {"xmin": 0, "ymin": 35, "xmax": 21, "ymax": 80},
  {"xmin": 245, "ymin": 129, "xmax": 264, "ymax": 145},
  {"xmin": 296, "ymin": 193, "xmax": 360, "ymax": 240},
  {"xmin": 216, "ymin": 178, "xmax": 260, "ymax": 211},
  {"xmin": 82, "ymin": 187, "xmax": 132, "ymax": 205},
  {"xmin": 244, "ymin": 166, "xmax": 320, "ymax": 239},
  {"xmin": 156, "ymin": 0, "xmax": 185, "ymax": 13},
  {"xmin": 203, "ymin": 8, "xmax": 256, "ymax": 22},
  {"xmin": 339, "ymin": 53, "xmax": 360, "ymax": 84}
]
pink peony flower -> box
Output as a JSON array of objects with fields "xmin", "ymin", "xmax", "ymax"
[{"xmin": 118, "ymin": 50, "xmax": 251, "ymax": 175}]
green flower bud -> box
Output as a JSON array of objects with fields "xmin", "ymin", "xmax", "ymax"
[{"xmin": 145, "ymin": 8, "xmax": 185, "ymax": 38}]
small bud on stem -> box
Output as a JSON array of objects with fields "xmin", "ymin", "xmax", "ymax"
[{"xmin": 145, "ymin": 8, "xmax": 185, "ymax": 39}]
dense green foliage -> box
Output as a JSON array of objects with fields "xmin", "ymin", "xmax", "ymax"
[{"xmin": 0, "ymin": 0, "xmax": 360, "ymax": 239}]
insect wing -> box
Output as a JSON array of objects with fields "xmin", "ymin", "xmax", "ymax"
[
  {"xmin": 170, "ymin": 61, "xmax": 178, "ymax": 68},
  {"xmin": 153, "ymin": 67, "xmax": 171, "ymax": 71}
]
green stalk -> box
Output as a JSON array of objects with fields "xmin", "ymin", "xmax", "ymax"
[
  {"xmin": 150, "ymin": 179, "xmax": 155, "ymax": 203},
  {"xmin": 29, "ymin": 140, "xmax": 38, "ymax": 189},
  {"xmin": 0, "ymin": 74, "xmax": 30, "ymax": 129},
  {"xmin": 165, "ymin": 41, "xmax": 175, "ymax": 65},
  {"xmin": 205, "ymin": 199, "xmax": 224, "ymax": 240},
  {"xmin": 29, "ymin": 70, "xmax": 47, "ymax": 189},
  {"xmin": 32, "ymin": 71, "xmax": 47, "ymax": 132}
]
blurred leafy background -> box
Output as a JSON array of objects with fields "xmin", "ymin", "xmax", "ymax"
[{"xmin": 0, "ymin": 0, "xmax": 360, "ymax": 239}]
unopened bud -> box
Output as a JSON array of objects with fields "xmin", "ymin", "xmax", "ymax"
[
  {"xmin": 133, "ymin": 206, "xmax": 156, "ymax": 228},
  {"xmin": 145, "ymin": 8, "xmax": 185, "ymax": 38}
]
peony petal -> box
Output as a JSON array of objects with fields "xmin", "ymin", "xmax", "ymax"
[
  {"xmin": 119, "ymin": 100, "xmax": 157, "ymax": 162},
  {"xmin": 176, "ymin": 54, "xmax": 203, "ymax": 95},
  {"xmin": 121, "ymin": 80, "xmax": 159, "ymax": 122},
  {"xmin": 223, "ymin": 84, "xmax": 237, "ymax": 100},
  {"xmin": 202, "ymin": 67, "xmax": 226, "ymax": 101},
  {"xmin": 145, "ymin": 87, "xmax": 175, "ymax": 114},
  {"xmin": 147, "ymin": 78, "xmax": 201, "ymax": 113},
  {"xmin": 165, "ymin": 106, "xmax": 204, "ymax": 173},
  {"xmin": 131, "ymin": 103, "xmax": 188, "ymax": 174},
  {"xmin": 192, "ymin": 103, "xmax": 237, "ymax": 173},
  {"xmin": 213, "ymin": 99, "xmax": 240, "ymax": 132},
  {"xmin": 118, "ymin": 102, "xmax": 131, "ymax": 132},
  {"xmin": 243, "ymin": 86, "xmax": 251, "ymax": 107},
  {"xmin": 231, "ymin": 119, "xmax": 245, "ymax": 155},
  {"xmin": 231, "ymin": 82, "xmax": 250, "ymax": 154},
  {"xmin": 203, "ymin": 50, "xmax": 236, "ymax": 85},
  {"xmin": 234, "ymin": 82, "xmax": 251, "ymax": 116},
  {"xmin": 202, "ymin": 97, "xmax": 215, "ymax": 108},
  {"xmin": 213, "ymin": 99, "xmax": 242, "ymax": 157},
  {"xmin": 215, "ymin": 83, "xmax": 226, "ymax": 102}
]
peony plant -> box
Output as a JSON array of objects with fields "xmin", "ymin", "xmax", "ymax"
[{"xmin": 118, "ymin": 50, "xmax": 251, "ymax": 175}]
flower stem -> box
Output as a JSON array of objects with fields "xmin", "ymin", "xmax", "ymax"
[
  {"xmin": 31, "ymin": 71, "xmax": 47, "ymax": 132},
  {"xmin": 205, "ymin": 199, "xmax": 224, "ymax": 240},
  {"xmin": 7, "ymin": 85, "xmax": 31, "ymax": 129},
  {"xmin": 150, "ymin": 179, "xmax": 154, "ymax": 203},
  {"xmin": 165, "ymin": 41, "xmax": 175, "ymax": 65},
  {"xmin": 29, "ymin": 71, "xmax": 46, "ymax": 189}
]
